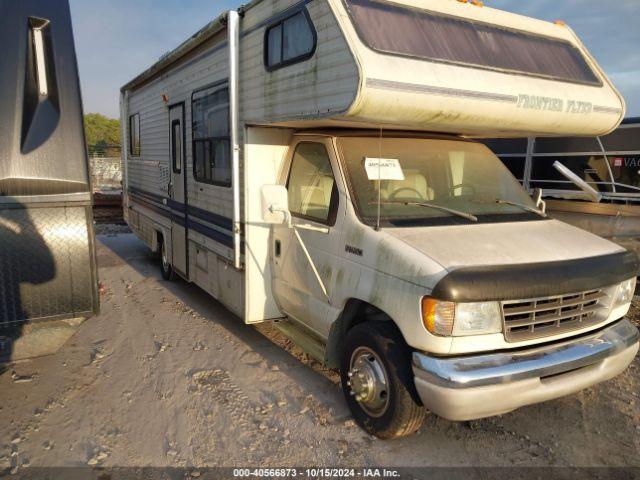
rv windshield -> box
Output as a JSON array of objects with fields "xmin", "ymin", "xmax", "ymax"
[{"xmin": 338, "ymin": 137, "xmax": 540, "ymax": 227}]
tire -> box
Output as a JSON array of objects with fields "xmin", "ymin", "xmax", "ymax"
[
  {"xmin": 159, "ymin": 236, "xmax": 175, "ymax": 281},
  {"xmin": 340, "ymin": 322, "xmax": 426, "ymax": 439}
]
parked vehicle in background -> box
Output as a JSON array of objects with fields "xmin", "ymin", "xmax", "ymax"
[
  {"xmin": 121, "ymin": 0, "xmax": 639, "ymax": 438},
  {"xmin": 0, "ymin": 0, "xmax": 99, "ymax": 359},
  {"xmin": 484, "ymin": 117, "xmax": 640, "ymax": 255}
]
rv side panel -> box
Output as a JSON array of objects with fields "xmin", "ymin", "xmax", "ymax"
[
  {"xmin": 239, "ymin": 0, "xmax": 360, "ymax": 124},
  {"xmin": 125, "ymin": 29, "xmax": 246, "ymax": 318},
  {"xmin": 123, "ymin": 0, "xmax": 363, "ymax": 321}
]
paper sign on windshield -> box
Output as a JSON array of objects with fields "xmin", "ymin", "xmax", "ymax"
[{"xmin": 364, "ymin": 158, "xmax": 405, "ymax": 181}]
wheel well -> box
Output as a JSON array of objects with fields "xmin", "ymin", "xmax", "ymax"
[
  {"xmin": 325, "ymin": 299, "xmax": 401, "ymax": 369},
  {"xmin": 154, "ymin": 230, "xmax": 163, "ymax": 253}
]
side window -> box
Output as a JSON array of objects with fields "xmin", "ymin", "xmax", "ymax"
[
  {"xmin": 129, "ymin": 113, "xmax": 140, "ymax": 156},
  {"xmin": 287, "ymin": 143, "xmax": 338, "ymax": 225},
  {"xmin": 171, "ymin": 119, "xmax": 182, "ymax": 173},
  {"xmin": 265, "ymin": 10, "xmax": 316, "ymax": 70},
  {"xmin": 192, "ymin": 85, "xmax": 230, "ymax": 186}
]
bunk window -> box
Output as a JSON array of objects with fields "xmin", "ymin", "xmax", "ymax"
[
  {"xmin": 191, "ymin": 85, "xmax": 231, "ymax": 186},
  {"xmin": 265, "ymin": 9, "xmax": 316, "ymax": 71},
  {"xmin": 345, "ymin": 0, "xmax": 601, "ymax": 86},
  {"xmin": 129, "ymin": 113, "xmax": 140, "ymax": 156}
]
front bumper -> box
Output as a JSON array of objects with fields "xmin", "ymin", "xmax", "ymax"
[{"xmin": 412, "ymin": 319, "xmax": 639, "ymax": 421}]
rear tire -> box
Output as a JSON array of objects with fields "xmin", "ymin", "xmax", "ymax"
[
  {"xmin": 159, "ymin": 236, "xmax": 175, "ymax": 281},
  {"xmin": 340, "ymin": 322, "xmax": 426, "ymax": 439}
]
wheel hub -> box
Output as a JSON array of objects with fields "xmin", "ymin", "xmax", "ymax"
[{"xmin": 347, "ymin": 347, "xmax": 389, "ymax": 417}]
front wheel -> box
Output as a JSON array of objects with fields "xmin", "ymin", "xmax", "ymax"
[{"xmin": 340, "ymin": 322, "xmax": 426, "ymax": 439}]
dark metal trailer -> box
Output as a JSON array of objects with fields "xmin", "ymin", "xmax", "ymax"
[
  {"xmin": 0, "ymin": 0, "xmax": 99, "ymax": 349},
  {"xmin": 483, "ymin": 118, "xmax": 640, "ymax": 255}
]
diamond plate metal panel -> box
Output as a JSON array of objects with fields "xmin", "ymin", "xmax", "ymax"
[{"xmin": 0, "ymin": 205, "xmax": 97, "ymax": 326}]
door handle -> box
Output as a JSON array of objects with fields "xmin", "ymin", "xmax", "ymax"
[
  {"xmin": 167, "ymin": 182, "xmax": 173, "ymax": 198},
  {"xmin": 274, "ymin": 239, "xmax": 281, "ymax": 258}
]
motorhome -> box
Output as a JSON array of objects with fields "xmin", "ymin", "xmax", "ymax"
[
  {"xmin": 121, "ymin": 0, "xmax": 639, "ymax": 438},
  {"xmin": 485, "ymin": 117, "xmax": 640, "ymax": 255},
  {"xmin": 0, "ymin": 2, "xmax": 99, "ymax": 339}
]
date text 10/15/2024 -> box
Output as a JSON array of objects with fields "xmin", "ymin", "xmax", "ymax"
[{"xmin": 233, "ymin": 468, "xmax": 401, "ymax": 478}]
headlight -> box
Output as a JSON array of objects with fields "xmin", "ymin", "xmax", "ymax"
[
  {"xmin": 421, "ymin": 297, "xmax": 502, "ymax": 337},
  {"xmin": 613, "ymin": 277, "xmax": 636, "ymax": 308},
  {"xmin": 453, "ymin": 302, "xmax": 503, "ymax": 336}
]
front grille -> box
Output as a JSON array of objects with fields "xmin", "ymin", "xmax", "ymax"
[{"xmin": 502, "ymin": 289, "xmax": 608, "ymax": 342}]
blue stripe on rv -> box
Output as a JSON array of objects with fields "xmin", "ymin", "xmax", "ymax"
[{"xmin": 128, "ymin": 187, "xmax": 235, "ymax": 249}]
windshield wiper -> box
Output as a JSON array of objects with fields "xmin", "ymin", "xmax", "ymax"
[
  {"xmin": 495, "ymin": 199, "xmax": 547, "ymax": 217},
  {"xmin": 373, "ymin": 201, "xmax": 478, "ymax": 222}
]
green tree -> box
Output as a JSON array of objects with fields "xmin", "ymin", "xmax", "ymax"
[{"xmin": 84, "ymin": 113, "xmax": 120, "ymax": 147}]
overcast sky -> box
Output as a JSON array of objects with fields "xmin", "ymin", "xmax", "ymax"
[{"xmin": 69, "ymin": 0, "xmax": 640, "ymax": 119}]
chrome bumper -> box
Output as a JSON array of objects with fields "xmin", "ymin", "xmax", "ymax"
[{"xmin": 412, "ymin": 319, "xmax": 639, "ymax": 420}]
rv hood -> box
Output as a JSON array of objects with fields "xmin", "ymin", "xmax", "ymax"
[{"xmin": 385, "ymin": 219, "xmax": 638, "ymax": 302}]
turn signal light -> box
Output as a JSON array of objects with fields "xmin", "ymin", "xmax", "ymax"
[{"xmin": 421, "ymin": 297, "xmax": 455, "ymax": 336}]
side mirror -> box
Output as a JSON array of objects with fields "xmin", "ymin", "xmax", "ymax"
[
  {"xmin": 532, "ymin": 188, "xmax": 546, "ymax": 214},
  {"xmin": 261, "ymin": 185, "xmax": 291, "ymax": 225}
]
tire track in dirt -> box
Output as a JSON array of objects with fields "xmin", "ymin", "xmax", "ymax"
[{"xmin": 188, "ymin": 369, "xmax": 289, "ymax": 463}]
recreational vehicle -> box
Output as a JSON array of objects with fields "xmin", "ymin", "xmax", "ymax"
[
  {"xmin": 485, "ymin": 117, "xmax": 640, "ymax": 255},
  {"xmin": 121, "ymin": 0, "xmax": 639, "ymax": 438},
  {"xmin": 0, "ymin": 0, "xmax": 100, "ymax": 354}
]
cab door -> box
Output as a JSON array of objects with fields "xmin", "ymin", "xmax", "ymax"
[
  {"xmin": 271, "ymin": 138, "xmax": 344, "ymax": 337},
  {"xmin": 168, "ymin": 103, "xmax": 188, "ymax": 277}
]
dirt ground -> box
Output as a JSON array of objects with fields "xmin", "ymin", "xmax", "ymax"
[{"xmin": 0, "ymin": 233, "xmax": 639, "ymax": 472}]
